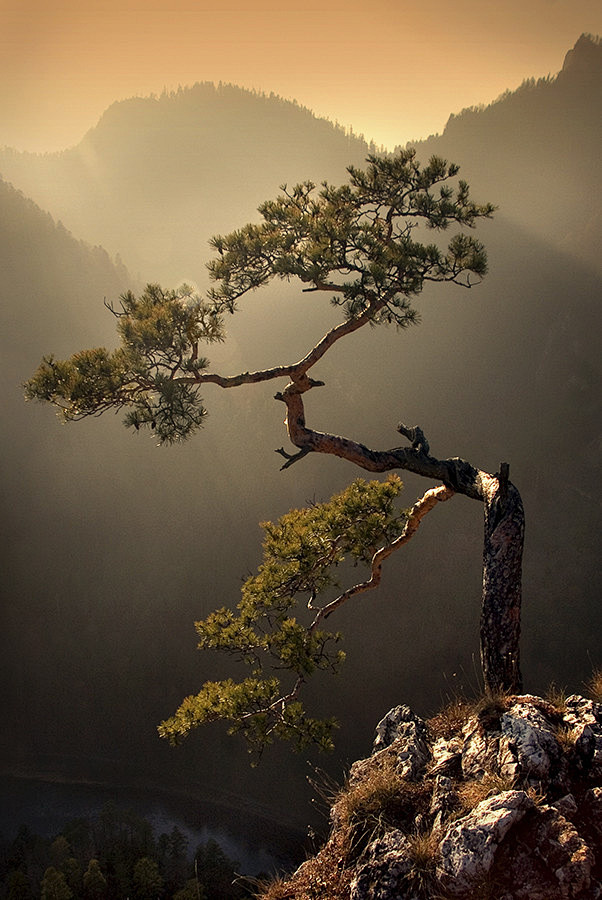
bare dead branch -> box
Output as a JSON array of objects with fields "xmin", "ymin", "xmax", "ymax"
[{"xmin": 275, "ymin": 446, "xmax": 311, "ymax": 469}]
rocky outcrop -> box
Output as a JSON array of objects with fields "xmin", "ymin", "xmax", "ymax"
[
  {"xmin": 263, "ymin": 693, "xmax": 602, "ymax": 899},
  {"xmin": 437, "ymin": 789, "xmax": 534, "ymax": 894},
  {"xmin": 358, "ymin": 705, "xmax": 432, "ymax": 781}
]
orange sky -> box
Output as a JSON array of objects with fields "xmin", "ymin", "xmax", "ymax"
[{"xmin": 1, "ymin": 0, "xmax": 601, "ymax": 152}]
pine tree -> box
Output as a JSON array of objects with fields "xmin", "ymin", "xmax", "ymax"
[
  {"xmin": 26, "ymin": 150, "xmax": 522, "ymax": 752},
  {"xmin": 194, "ymin": 839, "xmax": 243, "ymax": 900},
  {"xmin": 5, "ymin": 870, "xmax": 33, "ymax": 900},
  {"xmin": 132, "ymin": 856, "xmax": 163, "ymax": 900},
  {"xmin": 82, "ymin": 859, "xmax": 108, "ymax": 900},
  {"xmin": 40, "ymin": 867, "xmax": 73, "ymax": 900}
]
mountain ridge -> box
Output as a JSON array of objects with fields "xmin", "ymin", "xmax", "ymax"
[
  {"xmin": 1, "ymin": 34, "xmax": 599, "ymax": 282},
  {"xmin": 414, "ymin": 33, "xmax": 602, "ymax": 269},
  {"xmin": 0, "ymin": 83, "xmax": 372, "ymax": 283}
]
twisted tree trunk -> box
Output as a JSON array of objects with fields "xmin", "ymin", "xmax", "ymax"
[{"xmin": 276, "ymin": 374, "xmax": 524, "ymax": 694}]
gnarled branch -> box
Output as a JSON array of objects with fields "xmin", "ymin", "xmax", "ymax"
[{"xmin": 237, "ymin": 483, "xmax": 454, "ymax": 731}]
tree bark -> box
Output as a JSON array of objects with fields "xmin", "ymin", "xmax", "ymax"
[
  {"xmin": 480, "ymin": 470, "xmax": 524, "ymax": 693},
  {"xmin": 276, "ymin": 375, "xmax": 524, "ymax": 694}
]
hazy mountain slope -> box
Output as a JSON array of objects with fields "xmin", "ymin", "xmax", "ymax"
[
  {"xmin": 0, "ymin": 178, "xmax": 130, "ymax": 355},
  {"xmin": 414, "ymin": 33, "xmax": 602, "ymax": 270},
  {"xmin": 0, "ymin": 84, "xmax": 372, "ymax": 283},
  {"xmin": 0, "ymin": 172, "xmax": 352, "ymax": 832},
  {"xmin": 1, "ymin": 36, "xmax": 600, "ymax": 841}
]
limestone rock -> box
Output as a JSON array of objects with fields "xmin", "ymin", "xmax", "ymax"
[
  {"xmin": 265, "ymin": 694, "xmax": 602, "ymax": 900},
  {"xmin": 564, "ymin": 695, "xmax": 602, "ymax": 774},
  {"xmin": 552, "ymin": 792, "xmax": 578, "ymax": 820},
  {"xmin": 461, "ymin": 714, "xmax": 502, "ymax": 780},
  {"xmin": 349, "ymin": 830, "xmax": 412, "ymax": 900},
  {"xmin": 430, "ymin": 736, "xmax": 463, "ymax": 777},
  {"xmin": 583, "ymin": 786, "xmax": 602, "ymax": 846},
  {"xmin": 494, "ymin": 805, "xmax": 595, "ymax": 899},
  {"xmin": 499, "ymin": 699, "xmax": 564, "ymax": 786},
  {"xmin": 373, "ymin": 705, "xmax": 416, "ymax": 751},
  {"xmin": 437, "ymin": 789, "xmax": 533, "ymax": 894},
  {"xmin": 368, "ymin": 705, "xmax": 430, "ymax": 780}
]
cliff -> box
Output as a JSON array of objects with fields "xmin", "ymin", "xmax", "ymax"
[{"xmin": 260, "ymin": 687, "xmax": 602, "ymax": 899}]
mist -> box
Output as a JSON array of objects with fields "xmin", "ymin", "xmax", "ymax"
[{"xmin": 1, "ymin": 35, "xmax": 600, "ymax": 863}]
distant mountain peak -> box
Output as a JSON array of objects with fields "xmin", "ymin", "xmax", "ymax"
[{"xmin": 560, "ymin": 32, "xmax": 602, "ymax": 79}]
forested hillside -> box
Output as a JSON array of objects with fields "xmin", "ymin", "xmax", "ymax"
[
  {"xmin": 0, "ymin": 803, "xmax": 252, "ymax": 899},
  {"xmin": 417, "ymin": 32, "xmax": 602, "ymax": 269},
  {"xmin": 1, "ymin": 35, "xmax": 600, "ymax": 842}
]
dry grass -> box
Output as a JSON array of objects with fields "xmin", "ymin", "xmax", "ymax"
[
  {"xmin": 257, "ymin": 755, "xmax": 431, "ymax": 899},
  {"xmin": 525, "ymin": 784, "xmax": 548, "ymax": 806},
  {"xmin": 257, "ymin": 752, "xmax": 435, "ymax": 899},
  {"xmin": 586, "ymin": 668, "xmax": 602, "ymax": 703},
  {"xmin": 457, "ymin": 773, "xmax": 515, "ymax": 813},
  {"xmin": 404, "ymin": 828, "xmax": 440, "ymax": 895},
  {"xmin": 473, "ymin": 691, "xmax": 513, "ymax": 730},
  {"xmin": 428, "ymin": 690, "xmax": 514, "ymax": 741},
  {"xmin": 554, "ymin": 723, "xmax": 579, "ymax": 752},
  {"xmin": 255, "ymin": 876, "xmax": 291, "ymax": 899},
  {"xmin": 545, "ymin": 681, "xmax": 568, "ymax": 712},
  {"xmin": 428, "ymin": 694, "xmax": 474, "ymax": 740},
  {"xmin": 333, "ymin": 755, "xmax": 432, "ymax": 858},
  {"xmin": 254, "ymin": 831, "xmax": 352, "ymax": 900}
]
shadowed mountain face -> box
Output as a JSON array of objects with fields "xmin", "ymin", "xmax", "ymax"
[{"xmin": 0, "ymin": 36, "xmax": 600, "ymax": 837}]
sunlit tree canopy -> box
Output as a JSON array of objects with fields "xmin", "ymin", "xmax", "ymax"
[{"xmin": 26, "ymin": 150, "xmax": 494, "ymax": 445}]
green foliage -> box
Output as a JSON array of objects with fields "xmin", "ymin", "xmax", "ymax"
[
  {"xmin": 25, "ymin": 283, "xmax": 223, "ymax": 444},
  {"xmin": 82, "ymin": 859, "xmax": 107, "ymax": 900},
  {"xmin": 0, "ymin": 806, "xmax": 252, "ymax": 899},
  {"xmin": 5, "ymin": 869, "xmax": 34, "ymax": 900},
  {"xmin": 23, "ymin": 149, "xmax": 495, "ymax": 753},
  {"xmin": 40, "ymin": 867, "xmax": 73, "ymax": 900},
  {"xmin": 158, "ymin": 477, "xmax": 406, "ymax": 754},
  {"xmin": 208, "ymin": 149, "xmax": 493, "ymax": 325},
  {"xmin": 174, "ymin": 879, "xmax": 207, "ymax": 899},
  {"xmin": 132, "ymin": 856, "xmax": 163, "ymax": 900},
  {"xmin": 194, "ymin": 838, "xmax": 246, "ymax": 900}
]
